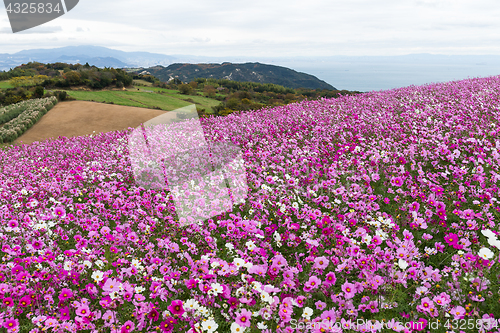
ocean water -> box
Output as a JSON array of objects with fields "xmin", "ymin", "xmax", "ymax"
[{"xmin": 264, "ymin": 57, "xmax": 500, "ymax": 93}]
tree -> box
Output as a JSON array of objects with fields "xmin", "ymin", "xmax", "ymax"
[
  {"xmin": 179, "ymin": 84, "xmax": 193, "ymax": 95},
  {"xmin": 203, "ymin": 85, "xmax": 216, "ymax": 98},
  {"xmin": 34, "ymin": 86, "xmax": 44, "ymax": 98}
]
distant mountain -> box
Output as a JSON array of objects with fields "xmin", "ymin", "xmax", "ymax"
[
  {"xmin": 141, "ymin": 62, "xmax": 336, "ymax": 90},
  {"xmin": 0, "ymin": 45, "xmax": 176, "ymax": 70},
  {"xmin": 56, "ymin": 55, "xmax": 130, "ymax": 68}
]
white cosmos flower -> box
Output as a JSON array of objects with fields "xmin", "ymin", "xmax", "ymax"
[
  {"xmin": 245, "ymin": 240, "xmax": 256, "ymax": 251},
  {"xmin": 91, "ymin": 270, "xmax": 104, "ymax": 282},
  {"xmin": 233, "ymin": 258, "xmax": 245, "ymax": 269},
  {"xmin": 478, "ymin": 247, "xmax": 494, "ymax": 260},
  {"xmin": 210, "ymin": 283, "xmax": 223, "ymax": 295},
  {"xmin": 481, "ymin": 229, "xmax": 497, "ymax": 239},
  {"xmin": 302, "ymin": 307, "xmax": 313, "ymax": 319},
  {"xmin": 202, "ymin": 319, "xmax": 218, "ymax": 333},
  {"xmin": 488, "ymin": 238, "xmax": 500, "ymax": 250},
  {"xmin": 362, "ymin": 235, "xmax": 372, "ymax": 244},
  {"xmin": 231, "ymin": 322, "xmax": 245, "ymax": 333},
  {"xmin": 398, "ymin": 259, "xmax": 408, "ymax": 270},
  {"xmin": 260, "ymin": 291, "xmax": 273, "ymax": 304},
  {"xmin": 257, "ymin": 322, "xmax": 268, "ymax": 330},
  {"xmin": 184, "ymin": 299, "xmax": 200, "ymax": 311}
]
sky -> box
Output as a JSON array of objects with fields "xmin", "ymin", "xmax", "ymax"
[{"xmin": 1, "ymin": 0, "xmax": 500, "ymax": 57}]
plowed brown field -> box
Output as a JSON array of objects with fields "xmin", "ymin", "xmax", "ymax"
[{"xmin": 14, "ymin": 101, "xmax": 177, "ymax": 145}]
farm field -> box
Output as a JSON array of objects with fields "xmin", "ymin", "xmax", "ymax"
[
  {"xmin": 0, "ymin": 75, "xmax": 499, "ymax": 332},
  {"xmin": 13, "ymin": 101, "xmax": 171, "ymax": 145},
  {"xmin": 66, "ymin": 89, "xmax": 220, "ymax": 112}
]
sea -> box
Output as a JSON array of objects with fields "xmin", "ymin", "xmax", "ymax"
[{"xmin": 257, "ymin": 55, "xmax": 500, "ymax": 93}]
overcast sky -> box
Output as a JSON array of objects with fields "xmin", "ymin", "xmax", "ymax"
[{"xmin": 1, "ymin": 0, "xmax": 500, "ymax": 57}]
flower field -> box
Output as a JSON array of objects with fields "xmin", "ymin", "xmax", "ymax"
[
  {"xmin": 0, "ymin": 97, "xmax": 58, "ymax": 143},
  {"xmin": 0, "ymin": 75, "xmax": 500, "ymax": 333}
]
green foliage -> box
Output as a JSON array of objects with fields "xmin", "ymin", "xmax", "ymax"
[
  {"xmin": 2, "ymin": 62, "xmax": 134, "ymax": 91},
  {"xmin": 34, "ymin": 86, "xmax": 44, "ymax": 98},
  {"xmin": 56, "ymin": 91, "xmax": 67, "ymax": 101},
  {"xmin": 178, "ymin": 83, "xmax": 193, "ymax": 95}
]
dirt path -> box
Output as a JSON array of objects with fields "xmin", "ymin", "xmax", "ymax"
[{"xmin": 14, "ymin": 101, "xmax": 179, "ymax": 145}]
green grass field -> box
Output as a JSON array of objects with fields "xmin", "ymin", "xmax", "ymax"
[
  {"xmin": 0, "ymin": 81, "xmax": 13, "ymax": 90},
  {"xmin": 132, "ymin": 79, "xmax": 153, "ymax": 86},
  {"xmin": 66, "ymin": 89, "xmax": 220, "ymax": 112}
]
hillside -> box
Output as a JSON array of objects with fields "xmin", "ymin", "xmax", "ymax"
[
  {"xmin": 140, "ymin": 62, "xmax": 336, "ymax": 90},
  {"xmin": 0, "ymin": 75, "xmax": 500, "ymax": 331}
]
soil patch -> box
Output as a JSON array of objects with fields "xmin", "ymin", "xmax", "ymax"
[{"xmin": 14, "ymin": 101, "xmax": 177, "ymax": 145}]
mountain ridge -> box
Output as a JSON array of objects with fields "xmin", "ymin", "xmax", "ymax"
[{"xmin": 140, "ymin": 62, "xmax": 336, "ymax": 90}]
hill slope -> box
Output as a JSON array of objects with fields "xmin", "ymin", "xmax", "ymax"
[{"xmin": 142, "ymin": 62, "xmax": 336, "ymax": 90}]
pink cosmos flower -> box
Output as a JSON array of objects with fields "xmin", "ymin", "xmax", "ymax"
[
  {"xmin": 436, "ymin": 209, "xmax": 447, "ymax": 220},
  {"xmin": 367, "ymin": 300, "xmax": 379, "ymax": 313},
  {"xmin": 444, "ymin": 233, "xmax": 459, "ymax": 247},
  {"xmin": 313, "ymin": 256, "xmax": 329, "ymax": 270},
  {"xmin": 462, "ymin": 209, "xmax": 475, "ymax": 219},
  {"xmin": 409, "ymin": 201, "xmax": 420, "ymax": 212},
  {"xmin": 315, "ymin": 300, "xmax": 327, "ymax": 310},
  {"xmin": 18, "ymin": 295, "xmax": 31, "ymax": 307},
  {"xmin": 236, "ymin": 309, "xmax": 252, "ymax": 327},
  {"xmin": 103, "ymin": 278, "xmax": 122, "ymax": 294},
  {"xmin": 167, "ymin": 300, "xmax": 184, "ymax": 316},
  {"xmin": 391, "ymin": 176, "xmax": 404, "ymax": 187},
  {"xmin": 59, "ymin": 306, "xmax": 70, "ymax": 320},
  {"xmin": 3, "ymin": 318, "xmax": 19, "ymax": 330},
  {"xmin": 294, "ymin": 295, "xmax": 306, "ymax": 307},
  {"xmin": 450, "ymin": 305, "xmax": 466, "ymax": 319},
  {"xmin": 228, "ymin": 297, "xmax": 239, "ymax": 309},
  {"xmin": 121, "ymin": 320, "xmax": 135, "ymax": 332},
  {"xmin": 185, "ymin": 279, "xmax": 197, "ymax": 289},
  {"xmin": 324, "ymin": 272, "xmax": 337, "ymax": 287},
  {"xmin": 304, "ymin": 275, "xmax": 321, "ymax": 292},
  {"xmin": 3, "ymin": 297, "xmax": 14, "ymax": 307},
  {"xmin": 76, "ymin": 305, "xmax": 90, "ymax": 317},
  {"xmin": 54, "ymin": 205, "xmax": 66, "ymax": 218},
  {"xmin": 341, "ymin": 281, "xmax": 356, "ymax": 299}
]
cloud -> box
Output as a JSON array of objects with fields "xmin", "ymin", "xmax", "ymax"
[
  {"xmin": 191, "ymin": 37, "xmax": 210, "ymax": 43},
  {"xmin": 1, "ymin": 0, "xmax": 500, "ymax": 56}
]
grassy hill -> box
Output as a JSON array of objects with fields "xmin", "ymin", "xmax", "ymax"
[{"xmin": 65, "ymin": 89, "xmax": 220, "ymax": 112}]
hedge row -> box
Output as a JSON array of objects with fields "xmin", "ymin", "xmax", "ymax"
[
  {"xmin": 0, "ymin": 96, "xmax": 57, "ymax": 143},
  {"xmin": 0, "ymin": 99, "xmax": 42, "ymax": 126}
]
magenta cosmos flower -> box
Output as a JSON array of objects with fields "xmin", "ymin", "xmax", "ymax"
[
  {"xmin": 324, "ymin": 272, "xmax": 337, "ymax": 287},
  {"xmin": 444, "ymin": 233, "xmax": 460, "ymax": 248},
  {"xmin": 54, "ymin": 205, "xmax": 66, "ymax": 218},
  {"xmin": 3, "ymin": 318, "xmax": 19, "ymax": 330},
  {"xmin": 391, "ymin": 176, "xmax": 404, "ymax": 187},
  {"xmin": 167, "ymin": 300, "xmax": 184, "ymax": 316},
  {"xmin": 59, "ymin": 288, "xmax": 73, "ymax": 301},
  {"xmin": 121, "ymin": 320, "xmax": 135, "ymax": 332},
  {"xmin": 236, "ymin": 309, "xmax": 252, "ymax": 327}
]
